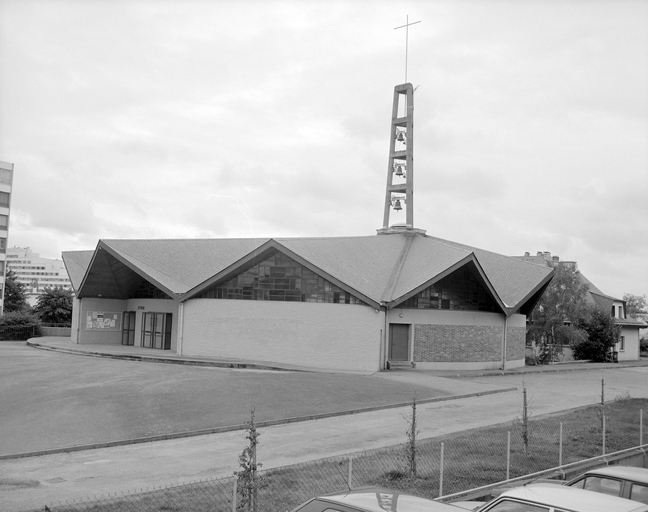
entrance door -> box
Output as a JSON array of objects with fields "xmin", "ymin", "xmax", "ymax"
[
  {"xmin": 141, "ymin": 312, "xmax": 172, "ymax": 350},
  {"xmin": 121, "ymin": 311, "xmax": 135, "ymax": 346},
  {"xmin": 389, "ymin": 324, "xmax": 410, "ymax": 361}
]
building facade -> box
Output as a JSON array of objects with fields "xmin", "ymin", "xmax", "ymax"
[
  {"xmin": 0, "ymin": 161, "xmax": 13, "ymax": 315},
  {"xmin": 7, "ymin": 247, "xmax": 72, "ymax": 307},
  {"xmin": 63, "ymin": 235, "xmax": 553, "ymax": 372}
]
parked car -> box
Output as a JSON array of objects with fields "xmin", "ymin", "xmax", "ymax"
[
  {"xmin": 565, "ymin": 465, "xmax": 648, "ymax": 504},
  {"xmin": 289, "ymin": 486, "xmax": 471, "ymax": 512},
  {"xmin": 470, "ymin": 483, "xmax": 648, "ymax": 511}
]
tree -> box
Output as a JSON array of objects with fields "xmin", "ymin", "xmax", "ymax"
[
  {"xmin": 572, "ymin": 305, "xmax": 621, "ymax": 361},
  {"xmin": 623, "ymin": 293, "xmax": 648, "ymax": 319},
  {"xmin": 3, "ymin": 269, "xmax": 30, "ymax": 313},
  {"xmin": 527, "ymin": 263, "xmax": 590, "ymax": 361},
  {"xmin": 33, "ymin": 287, "xmax": 73, "ymax": 324}
]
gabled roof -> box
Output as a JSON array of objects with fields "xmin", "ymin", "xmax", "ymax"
[
  {"xmin": 62, "ymin": 251, "xmax": 94, "ymax": 290},
  {"xmin": 64, "ymin": 234, "xmax": 554, "ymax": 315}
]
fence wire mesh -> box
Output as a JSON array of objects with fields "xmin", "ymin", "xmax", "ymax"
[{"xmin": 42, "ymin": 399, "xmax": 647, "ymax": 512}]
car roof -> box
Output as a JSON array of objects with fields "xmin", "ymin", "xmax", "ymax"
[
  {"xmin": 486, "ymin": 483, "xmax": 648, "ymax": 511},
  {"xmin": 578, "ymin": 465, "xmax": 648, "ymax": 483},
  {"xmin": 318, "ymin": 487, "xmax": 463, "ymax": 511}
]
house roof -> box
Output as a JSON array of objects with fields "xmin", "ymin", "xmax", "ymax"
[
  {"xmin": 62, "ymin": 251, "xmax": 94, "ymax": 290},
  {"xmin": 63, "ymin": 233, "xmax": 554, "ymax": 315}
]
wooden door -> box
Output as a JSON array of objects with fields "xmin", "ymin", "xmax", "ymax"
[{"xmin": 389, "ymin": 324, "xmax": 410, "ymax": 361}]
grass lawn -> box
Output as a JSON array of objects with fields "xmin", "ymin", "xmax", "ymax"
[{"xmin": 48, "ymin": 397, "xmax": 648, "ymax": 512}]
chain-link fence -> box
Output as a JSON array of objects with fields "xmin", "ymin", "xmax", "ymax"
[{"xmin": 40, "ymin": 398, "xmax": 648, "ymax": 512}]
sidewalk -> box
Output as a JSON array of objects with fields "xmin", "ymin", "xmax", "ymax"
[{"xmin": 28, "ymin": 336, "xmax": 648, "ymax": 377}]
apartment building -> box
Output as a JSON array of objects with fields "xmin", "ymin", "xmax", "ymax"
[
  {"xmin": 7, "ymin": 247, "xmax": 72, "ymax": 306},
  {"xmin": 0, "ymin": 161, "xmax": 13, "ymax": 314}
]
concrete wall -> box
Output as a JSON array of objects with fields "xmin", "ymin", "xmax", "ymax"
[
  {"xmin": 73, "ymin": 297, "xmax": 179, "ymax": 350},
  {"xmin": 388, "ymin": 309, "xmax": 526, "ymax": 370},
  {"xmin": 181, "ymin": 299, "xmax": 384, "ymax": 372}
]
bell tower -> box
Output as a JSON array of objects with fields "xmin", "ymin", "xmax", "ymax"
[{"xmin": 377, "ymin": 83, "xmax": 425, "ymax": 235}]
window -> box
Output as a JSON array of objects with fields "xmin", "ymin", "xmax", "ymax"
[
  {"xmin": 0, "ymin": 238, "xmax": 5, "ymax": 253},
  {"xmin": 198, "ymin": 250, "xmax": 365, "ymax": 305},
  {"xmin": 619, "ymin": 336, "xmax": 625, "ymax": 351},
  {"xmin": 0, "ymin": 168, "xmax": 12, "ymax": 185},
  {"xmin": 485, "ymin": 500, "xmax": 549, "ymax": 511},
  {"xmin": 582, "ymin": 476, "xmax": 621, "ymax": 497},
  {"xmin": 630, "ymin": 483, "xmax": 648, "ymax": 505},
  {"xmin": 0, "ymin": 192, "xmax": 9, "ymax": 207},
  {"xmin": 0, "ymin": 215, "xmax": 8, "ymax": 228},
  {"xmin": 400, "ymin": 267, "xmax": 497, "ymax": 312}
]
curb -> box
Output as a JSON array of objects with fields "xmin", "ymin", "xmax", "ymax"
[
  {"xmin": 434, "ymin": 362, "xmax": 648, "ymax": 379},
  {"xmin": 26, "ymin": 341, "xmax": 305, "ymax": 372},
  {"xmin": 0, "ymin": 386, "xmax": 516, "ymax": 461}
]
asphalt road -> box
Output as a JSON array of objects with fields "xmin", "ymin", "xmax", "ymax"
[{"xmin": 3, "ymin": 341, "xmax": 648, "ymax": 511}]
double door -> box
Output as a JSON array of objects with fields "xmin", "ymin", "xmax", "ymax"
[{"xmin": 141, "ymin": 312, "xmax": 172, "ymax": 350}]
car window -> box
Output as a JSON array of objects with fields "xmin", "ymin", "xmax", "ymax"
[
  {"xmin": 484, "ymin": 500, "xmax": 550, "ymax": 511},
  {"xmin": 631, "ymin": 483, "xmax": 648, "ymax": 505},
  {"xmin": 568, "ymin": 478, "xmax": 585, "ymax": 489},
  {"xmin": 582, "ymin": 476, "xmax": 622, "ymax": 497}
]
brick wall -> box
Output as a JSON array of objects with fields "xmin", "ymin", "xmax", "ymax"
[
  {"xmin": 413, "ymin": 321, "xmax": 526, "ymax": 363},
  {"xmin": 414, "ymin": 324, "xmax": 502, "ymax": 362}
]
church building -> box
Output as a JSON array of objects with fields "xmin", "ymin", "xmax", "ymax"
[{"xmin": 62, "ymin": 84, "xmax": 553, "ymax": 372}]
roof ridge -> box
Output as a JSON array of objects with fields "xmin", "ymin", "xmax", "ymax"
[
  {"xmin": 381, "ymin": 237, "xmax": 414, "ymax": 303},
  {"xmin": 101, "ymin": 241, "xmax": 190, "ymax": 291}
]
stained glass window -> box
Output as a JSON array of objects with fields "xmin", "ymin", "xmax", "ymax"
[
  {"xmin": 400, "ymin": 267, "xmax": 497, "ymax": 312},
  {"xmin": 198, "ymin": 250, "xmax": 365, "ymax": 305}
]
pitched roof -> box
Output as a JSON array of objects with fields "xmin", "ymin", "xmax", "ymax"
[
  {"xmin": 62, "ymin": 251, "xmax": 94, "ymax": 290},
  {"xmin": 66, "ymin": 233, "xmax": 553, "ymax": 315}
]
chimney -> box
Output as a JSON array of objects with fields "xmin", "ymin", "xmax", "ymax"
[
  {"xmin": 524, "ymin": 252, "xmax": 530, "ymax": 257},
  {"xmin": 552, "ymin": 255, "xmax": 560, "ymax": 262}
]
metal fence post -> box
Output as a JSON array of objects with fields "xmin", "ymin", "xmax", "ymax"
[
  {"xmin": 348, "ymin": 457, "xmax": 353, "ymax": 489},
  {"xmin": 559, "ymin": 422, "xmax": 563, "ymax": 467},
  {"xmin": 439, "ymin": 442, "xmax": 444, "ymax": 497},
  {"xmin": 602, "ymin": 415, "xmax": 606, "ymax": 456},
  {"xmin": 641, "ymin": 409, "xmax": 643, "ymax": 446},
  {"xmin": 506, "ymin": 431, "xmax": 510, "ymax": 480},
  {"xmin": 232, "ymin": 477, "xmax": 237, "ymax": 512}
]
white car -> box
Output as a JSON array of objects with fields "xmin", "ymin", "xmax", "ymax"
[
  {"xmin": 289, "ymin": 486, "xmax": 471, "ymax": 512},
  {"xmin": 470, "ymin": 483, "xmax": 648, "ymax": 512},
  {"xmin": 565, "ymin": 465, "xmax": 648, "ymax": 504}
]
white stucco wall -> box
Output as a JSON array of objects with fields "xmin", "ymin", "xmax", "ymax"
[
  {"xmin": 181, "ymin": 299, "xmax": 384, "ymax": 372},
  {"xmin": 618, "ymin": 326, "xmax": 641, "ymax": 361}
]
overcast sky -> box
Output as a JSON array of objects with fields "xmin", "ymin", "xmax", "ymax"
[{"xmin": 0, "ymin": 0, "xmax": 646, "ymax": 299}]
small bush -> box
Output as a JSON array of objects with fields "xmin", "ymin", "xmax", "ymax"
[{"xmin": 0, "ymin": 311, "xmax": 42, "ymax": 340}]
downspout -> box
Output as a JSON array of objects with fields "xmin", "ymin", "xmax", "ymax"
[
  {"xmin": 379, "ymin": 302, "xmax": 389, "ymax": 370},
  {"xmin": 75, "ymin": 297, "xmax": 83, "ymax": 344},
  {"xmin": 177, "ymin": 301, "xmax": 185, "ymax": 356},
  {"xmin": 501, "ymin": 313, "xmax": 508, "ymax": 370}
]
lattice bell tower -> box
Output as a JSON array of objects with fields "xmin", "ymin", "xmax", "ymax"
[{"xmin": 377, "ymin": 83, "xmax": 426, "ymax": 235}]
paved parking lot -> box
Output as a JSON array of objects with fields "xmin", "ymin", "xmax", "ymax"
[
  {"xmin": 3, "ymin": 340, "xmax": 648, "ymax": 511},
  {"xmin": 0, "ymin": 341, "xmax": 505, "ymax": 456}
]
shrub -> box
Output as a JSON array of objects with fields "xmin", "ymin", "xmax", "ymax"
[
  {"xmin": 571, "ymin": 306, "xmax": 620, "ymax": 361},
  {"xmin": 0, "ymin": 311, "xmax": 42, "ymax": 340}
]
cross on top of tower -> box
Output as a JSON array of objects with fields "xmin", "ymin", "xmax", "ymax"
[{"xmin": 394, "ymin": 15, "xmax": 421, "ymax": 84}]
